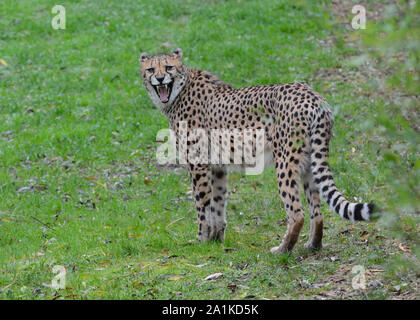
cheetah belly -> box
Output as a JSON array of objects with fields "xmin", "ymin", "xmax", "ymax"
[{"xmin": 224, "ymin": 145, "xmax": 274, "ymax": 175}]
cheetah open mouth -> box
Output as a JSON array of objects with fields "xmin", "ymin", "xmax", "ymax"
[{"xmin": 153, "ymin": 82, "xmax": 173, "ymax": 103}]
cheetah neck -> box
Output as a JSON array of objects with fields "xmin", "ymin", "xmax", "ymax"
[{"xmin": 161, "ymin": 68, "xmax": 231, "ymax": 118}]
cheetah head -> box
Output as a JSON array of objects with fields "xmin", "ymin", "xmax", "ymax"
[{"xmin": 139, "ymin": 48, "xmax": 187, "ymax": 109}]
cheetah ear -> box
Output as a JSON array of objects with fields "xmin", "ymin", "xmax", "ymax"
[
  {"xmin": 172, "ymin": 48, "xmax": 183, "ymax": 60},
  {"xmin": 139, "ymin": 52, "xmax": 151, "ymax": 64}
]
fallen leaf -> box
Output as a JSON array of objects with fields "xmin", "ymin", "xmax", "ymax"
[
  {"xmin": 95, "ymin": 181, "xmax": 106, "ymax": 188},
  {"xmin": 398, "ymin": 242, "xmax": 411, "ymax": 253},
  {"xmin": 369, "ymin": 268, "xmax": 384, "ymax": 273},
  {"xmin": 17, "ymin": 186, "xmax": 33, "ymax": 193},
  {"xmin": 188, "ymin": 263, "xmax": 208, "ymax": 268},
  {"xmin": 204, "ymin": 272, "xmax": 223, "ymax": 281},
  {"xmin": 360, "ymin": 231, "xmax": 369, "ymax": 241}
]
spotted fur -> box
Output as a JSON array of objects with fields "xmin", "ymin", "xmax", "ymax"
[{"xmin": 140, "ymin": 48, "xmax": 376, "ymax": 253}]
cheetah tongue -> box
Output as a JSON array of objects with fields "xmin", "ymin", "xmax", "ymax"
[{"xmin": 157, "ymin": 85, "xmax": 169, "ymax": 103}]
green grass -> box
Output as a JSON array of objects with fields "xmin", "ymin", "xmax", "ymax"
[{"xmin": 0, "ymin": 0, "xmax": 418, "ymax": 299}]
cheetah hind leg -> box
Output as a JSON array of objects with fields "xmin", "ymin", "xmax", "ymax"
[
  {"xmin": 270, "ymin": 157, "xmax": 305, "ymax": 254},
  {"xmin": 302, "ymin": 168, "xmax": 323, "ymax": 251}
]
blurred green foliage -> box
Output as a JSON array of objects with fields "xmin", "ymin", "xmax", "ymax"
[{"xmin": 361, "ymin": 0, "xmax": 419, "ymax": 274}]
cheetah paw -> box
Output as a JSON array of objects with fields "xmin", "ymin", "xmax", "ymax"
[
  {"xmin": 304, "ymin": 241, "xmax": 322, "ymax": 251},
  {"xmin": 270, "ymin": 246, "xmax": 288, "ymax": 254}
]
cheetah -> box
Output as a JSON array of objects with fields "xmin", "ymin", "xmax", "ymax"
[{"xmin": 139, "ymin": 48, "xmax": 377, "ymax": 253}]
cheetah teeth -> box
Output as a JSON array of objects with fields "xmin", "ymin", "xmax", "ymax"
[{"xmin": 155, "ymin": 84, "xmax": 170, "ymax": 103}]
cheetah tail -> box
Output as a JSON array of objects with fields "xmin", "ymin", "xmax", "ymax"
[
  {"xmin": 310, "ymin": 153, "xmax": 378, "ymax": 222},
  {"xmin": 308, "ymin": 114, "xmax": 380, "ymax": 222}
]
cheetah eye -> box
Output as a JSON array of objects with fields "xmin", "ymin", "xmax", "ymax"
[
  {"xmin": 146, "ymin": 67, "xmax": 154, "ymax": 73},
  {"xmin": 166, "ymin": 65, "xmax": 174, "ymax": 72}
]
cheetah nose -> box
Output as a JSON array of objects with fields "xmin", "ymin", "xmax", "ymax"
[{"xmin": 156, "ymin": 76, "xmax": 165, "ymax": 84}]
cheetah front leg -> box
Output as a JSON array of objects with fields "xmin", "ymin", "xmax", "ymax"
[
  {"xmin": 187, "ymin": 163, "xmax": 213, "ymax": 242},
  {"xmin": 302, "ymin": 168, "xmax": 323, "ymax": 250},
  {"xmin": 209, "ymin": 167, "xmax": 228, "ymax": 242}
]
